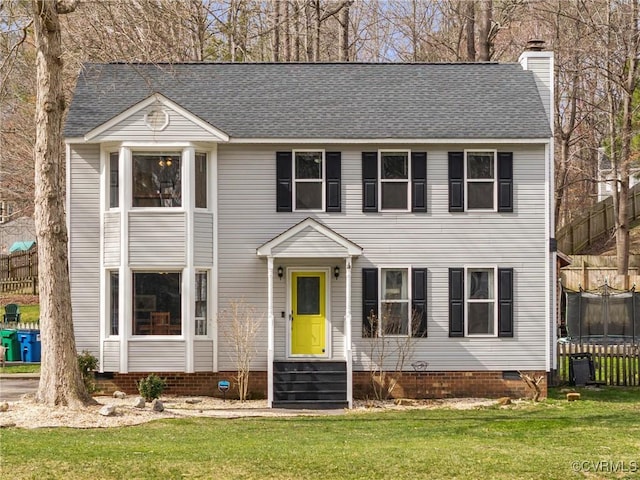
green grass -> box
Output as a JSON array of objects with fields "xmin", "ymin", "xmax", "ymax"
[
  {"xmin": 1, "ymin": 387, "xmax": 639, "ymax": 479},
  {"xmin": 16, "ymin": 304, "xmax": 39, "ymax": 323},
  {"xmin": 0, "ymin": 364, "xmax": 40, "ymax": 374}
]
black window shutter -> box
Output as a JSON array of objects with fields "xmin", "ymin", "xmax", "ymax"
[
  {"xmin": 411, "ymin": 268, "xmax": 428, "ymax": 337},
  {"xmin": 498, "ymin": 268, "xmax": 514, "ymax": 337},
  {"xmin": 411, "ymin": 152, "xmax": 427, "ymax": 213},
  {"xmin": 449, "ymin": 268, "xmax": 464, "ymax": 337},
  {"xmin": 276, "ymin": 151, "xmax": 292, "ymax": 212},
  {"xmin": 498, "ymin": 152, "xmax": 513, "ymax": 213},
  {"xmin": 362, "ymin": 152, "xmax": 378, "ymax": 212},
  {"xmin": 362, "ymin": 268, "xmax": 378, "ymax": 337},
  {"xmin": 325, "ymin": 152, "xmax": 341, "ymax": 212},
  {"xmin": 448, "ymin": 152, "xmax": 464, "ymax": 212}
]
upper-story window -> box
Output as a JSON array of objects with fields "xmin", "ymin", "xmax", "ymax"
[
  {"xmin": 195, "ymin": 152, "xmax": 207, "ymax": 209},
  {"xmin": 294, "ymin": 151, "xmax": 324, "ymax": 210},
  {"xmin": 109, "ymin": 152, "xmax": 119, "ymax": 208},
  {"xmin": 276, "ymin": 150, "xmax": 341, "ymax": 213},
  {"xmin": 466, "ymin": 151, "xmax": 496, "ymax": 210},
  {"xmin": 132, "ymin": 152, "xmax": 181, "ymax": 208},
  {"xmin": 362, "ymin": 150, "xmax": 427, "ymax": 213},
  {"xmin": 448, "ymin": 150, "xmax": 513, "ymax": 213},
  {"xmin": 380, "ymin": 151, "xmax": 410, "ymax": 210}
]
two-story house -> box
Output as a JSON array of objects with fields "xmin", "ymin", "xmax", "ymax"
[{"xmin": 64, "ymin": 45, "xmax": 555, "ymax": 408}]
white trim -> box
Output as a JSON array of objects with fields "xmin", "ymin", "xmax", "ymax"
[
  {"xmin": 119, "ymin": 146, "xmax": 131, "ymax": 373},
  {"xmin": 66, "ymin": 137, "xmax": 552, "ymax": 146},
  {"xmin": 464, "ymin": 266, "xmax": 499, "ymax": 338},
  {"xmin": 464, "ymin": 149, "xmax": 498, "ymax": 213},
  {"xmin": 98, "ymin": 148, "xmax": 106, "ymax": 371},
  {"xmin": 286, "ymin": 267, "xmax": 331, "ymax": 359},
  {"xmin": 144, "ymin": 109, "xmax": 169, "ymax": 132},
  {"xmin": 345, "ymin": 256, "xmax": 353, "ymax": 409},
  {"xmin": 184, "ymin": 147, "xmax": 195, "ymax": 372},
  {"xmin": 84, "ymin": 93, "xmax": 229, "ymax": 142},
  {"xmin": 267, "ymin": 257, "xmax": 275, "ymax": 407},
  {"xmin": 257, "ymin": 217, "xmax": 363, "ymax": 257},
  {"xmin": 378, "ymin": 150, "xmax": 411, "ymax": 212},
  {"xmin": 292, "ymin": 149, "xmax": 326, "ymax": 212},
  {"xmin": 211, "ymin": 145, "xmax": 219, "ymax": 372},
  {"xmin": 226, "ymin": 137, "xmax": 552, "ymax": 145},
  {"xmin": 546, "ymin": 140, "xmax": 555, "ymax": 371}
]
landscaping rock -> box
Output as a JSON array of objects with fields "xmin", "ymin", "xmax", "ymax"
[
  {"xmin": 152, "ymin": 399, "xmax": 164, "ymax": 412},
  {"xmin": 113, "ymin": 391, "xmax": 126, "ymax": 399},
  {"xmin": 497, "ymin": 397, "xmax": 512, "ymax": 406},
  {"xmin": 185, "ymin": 398, "xmax": 203, "ymax": 404},
  {"xmin": 567, "ymin": 393, "xmax": 581, "ymax": 402},
  {"xmin": 0, "ymin": 402, "xmax": 9, "ymax": 412},
  {"xmin": 560, "ymin": 388, "xmax": 574, "ymax": 393},
  {"xmin": 132, "ymin": 397, "xmax": 145, "ymax": 409},
  {"xmin": 99, "ymin": 405, "xmax": 117, "ymax": 416}
]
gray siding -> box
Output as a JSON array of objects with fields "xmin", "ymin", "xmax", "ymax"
[
  {"xmin": 194, "ymin": 340, "xmax": 214, "ymax": 371},
  {"xmin": 103, "ymin": 340, "xmax": 120, "ymax": 371},
  {"xmin": 69, "ymin": 144, "xmax": 101, "ymax": 354},
  {"xmin": 527, "ymin": 57, "xmax": 552, "ymax": 126},
  {"xmin": 128, "ymin": 211, "xmax": 186, "ymax": 266},
  {"xmin": 128, "ymin": 341, "xmax": 186, "ymax": 372},
  {"xmin": 103, "ymin": 212, "xmax": 120, "ymax": 266},
  {"xmin": 217, "ymin": 143, "xmax": 548, "ymax": 372},
  {"xmin": 194, "ymin": 212, "xmax": 214, "ymax": 265},
  {"xmin": 95, "ymin": 103, "xmax": 217, "ymax": 142}
]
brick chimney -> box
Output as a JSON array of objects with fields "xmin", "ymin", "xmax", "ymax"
[{"xmin": 519, "ymin": 40, "xmax": 554, "ymax": 134}]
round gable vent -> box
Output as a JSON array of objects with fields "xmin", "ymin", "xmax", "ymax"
[{"xmin": 144, "ymin": 109, "xmax": 169, "ymax": 131}]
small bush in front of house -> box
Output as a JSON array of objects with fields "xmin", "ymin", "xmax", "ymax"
[
  {"xmin": 77, "ymin": 350, "xmax": 99, "ymax": 394},
  {"xmin": 137, "ymin": 373, "xmax": 167, "ymax": 401}
]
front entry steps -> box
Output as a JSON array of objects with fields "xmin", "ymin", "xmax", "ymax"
[{"xmin": 273, "ymin": 361, "xmax": 348, "ymax": 409}]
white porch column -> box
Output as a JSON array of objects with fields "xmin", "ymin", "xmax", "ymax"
[
  {"xmin": 345, "ymin": 256, "xmax": 353, "ymax": 408},
  {"xmin": 267, "ymin": 256, "xmax": 275, "ymax": 407}
]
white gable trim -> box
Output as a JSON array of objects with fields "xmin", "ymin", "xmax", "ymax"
[
  {"xmin": 84, "ymin": 93, "xmax": 229, "ymax": 142},
  {"xmin": 256, "ymin": 217, "xmax": 363, "ymax": 258}
]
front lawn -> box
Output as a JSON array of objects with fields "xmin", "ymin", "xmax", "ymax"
[{"xmin": 1, "ymin": 387, "xmax": 639, "ymax": 479}]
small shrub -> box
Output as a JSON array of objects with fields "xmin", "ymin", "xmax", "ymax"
[
  {"xmin": 77, "ymin": 350, "xmax": 99, "ymax": 394},
  {"xmin": 137, "ymin": 373, "xmax": 167, "ymax": 401}
]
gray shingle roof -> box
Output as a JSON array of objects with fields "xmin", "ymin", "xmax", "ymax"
[{"xmin": 64, "ymin": 62, "xmax": 552, "ymax": 140}]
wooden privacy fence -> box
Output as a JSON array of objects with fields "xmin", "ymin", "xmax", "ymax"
[
  {"xmin": 557, "ymin": 182, "xmax": 640, "ymax": 254},
  {"xmin": 557, "ymin": 342, "xmax": 640, "ymax": 386},
  {"xmin": 0, "ymin": 249, "xmax": 38, "ymax": 294}
]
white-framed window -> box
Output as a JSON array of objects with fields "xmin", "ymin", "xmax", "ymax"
[
  {"xmin": 380, "ymin": 267, "xmax": 410, "ymax": 335},
  {"xmin": 132, "ymin": 152, "xmax": 182, "ymax": 208},
  {"xmin": 109, "ymin": 152, "xmax": 119, "ymax": 209},
  {"xmin": 293, "ymin": 150, "xmax": 324, "ymax": 210},
  {"xmin": 195, "ymin": 152, "xmax": 207, "ymax": 209},
  {"xmin": 108, "ymin": 270, "xmax": 119, "ymax": 336},
  {"xmin": 132, "ymin": 271, "xmax": 182, "ymax": 336},
  {"xmin": 195, "ymin": 270, "xmax": 208, "ymax": 336},
  {"xmin": 465, "ymin": 267, "xmax": 497, "ymax": 336},
  {"xmin": 379, "ymin": 150, "xmax": 410, "ymax": 211},
  {"xmin": 465, "ymin": 150, "xmax": 496, "ymax": 211}
]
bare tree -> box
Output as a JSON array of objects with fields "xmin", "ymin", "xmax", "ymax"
[
  {"xmin": 221, "ymin": 299, "xmax": 262, "ymax": 402},
  {"xmin": 478, "ymin": 0, "xmax": 493, "ymax": 61},
  {"xmin": 31, "ymin": 0, "xmax": 94, "ymax": 407}
]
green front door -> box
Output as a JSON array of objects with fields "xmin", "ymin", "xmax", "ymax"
[{"xmin": 291, "ymin": 271, "xmax": 326, "ymax": 355}]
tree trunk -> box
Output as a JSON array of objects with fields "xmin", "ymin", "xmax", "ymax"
[
  {"xmin": 478, "ymin": 0, "xmax": 492, "ymax": 61},
  {"xmin": 32, "ymin": 0, "xmax": 93, "ymax": 407},
  {"xmin": 339, "ymin": 2, "xmax": 350, "ymax": 61},
  {"xmin": 465, "ymin": 0, "xmax": 475, "ymax": 61},
  {"xmin": 273, "ymin": 0, "xmax": 281, "ymax": 61}
]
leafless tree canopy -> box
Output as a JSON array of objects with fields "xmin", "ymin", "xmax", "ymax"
[{"xmin": 1, "ymin": 0, "xmax": 639, "ymax": 264}]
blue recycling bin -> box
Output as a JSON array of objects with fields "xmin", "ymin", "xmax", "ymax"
[{"xmin": 17, "ymin": 330, "xmax": 41, "ymax": 363}]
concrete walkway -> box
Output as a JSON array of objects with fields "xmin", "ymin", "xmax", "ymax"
[{"xmin": 0, "ymin": 373, "xmax": 39, "ymax": 402}]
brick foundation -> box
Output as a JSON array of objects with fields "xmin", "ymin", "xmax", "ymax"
[
  {"xmin": 353, "ymin": 370, "xmax": 548, "ymax": 399},
  {"xmin": 96, "ymin": 370, "xmax": 547, "ymax": 400}
]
